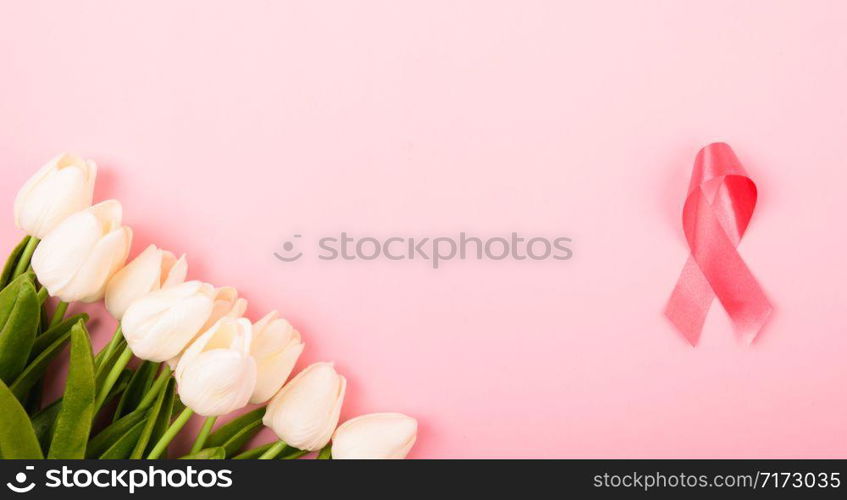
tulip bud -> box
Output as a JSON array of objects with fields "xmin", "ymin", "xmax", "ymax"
[
  {"xmin": 175, "ymin": 317, "xmax": 257, "ymax": 416},
  {"xmin": 105, "ymin": 245, "xmax": 188, "ymax": 320},
  {"xmin": 31, "ymin": 200, "xmax": 132, "ymax": 302},
  {"xmin": 14, "ymin": 153, "xmax": 97, "ymax": 238},
  {"xmin": 122, "ymin": 281, "xmax": 217, "ymax": 362},
  {"xmin": 249, "ymin": 311, "xmax": 304, "ymax": 404},
  {"xmin": 331, "ymin": 413, "xmax": 417, "ymax": 459},
  {"xmin": 263, "ymin": 362, "xmax": 346, "ymax": 451}
]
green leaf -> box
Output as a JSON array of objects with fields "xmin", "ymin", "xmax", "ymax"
[
  {"xmin": 0, "ymin": 277, "xmax": 39, "ymax": 382},
  {"xmin": 114, "ymin": 360, "xmax": 157, "ymax": 421},
  {"xmin": 220, "ymin": 419, "xmax": 264, "ymax": 457},
  {"xmin": 316, "ymin": 444, "xmax": 332, "ymax": 460},
  {"xmin": 23, "ymin": 378, "xmax": 43, "ymax": 415},
  {"xmin": 30, "ymin": 313, "xmax": 88, "ymax": 360},
  {"xmin": 94, "ymin": 338, "xmax": 128, "ymax": 388},
  {"xmin": 206, "ymin": 407, "xmax": 266, "ymax": 456},
  {"xmin": 179, "ymin": 446, "xmax": 225, "ymax": 459},
  {"xmin": 0, "ymin": 276, "xmax": 21, "ymax": 328},
  {"xmin": 39, "ymin": 300, "xmax": 50, "ymax": 335},
  {"xmin": 99, "ymin": 419, "xmax": 146, "ymax": 459},
  {"xmin": 146, "ymin": 378, "xmax": 176, "ymax": 457},
  {"xmin": 0, "ymin": 271, "xmax": 35, "ymax": 326},
  {"xmin": 0, "ymin": 236, "xmax": 30, "ymax": 289},
  {"xmin": 31, "ymin": 366, "xmax": 111, "ymax": 457},
  {"xmin": 10, "ymin": 323, "xmax": 73, "ymax": 401},
  {"xmin": 48, "ymin": 322, "xmax": 95, "ymax": 459},
  {"xmin": 86, "ymin": 409, "xmax": 148, "ymax": 458},
  {"xmin": 31, "ymin": 400, "xmax": 62, "ymax": 453},
  {"xmin": 0, "ymin": 378, "xmax": 43, "ymax": 458},
  {"xmin": 103, "ymin": 369, "xmax": 132, "ymax": 407},
  {"xmin": 130, "ymin": 376, "xmax": 171, "ymax": 459}
]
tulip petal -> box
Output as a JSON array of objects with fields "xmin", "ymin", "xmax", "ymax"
[
  {"xmin": 332, "ymin": 413, "xmax": 418, "ymax": 459},
  {"xmin": 264, "ymin": 362, "xmax": 346, "ymax": 451},
  {"xmin": 161, "ymin": 253, "xmax": 188, "ymax": 288},
  {"xmin": 14, "ymin": 154, "xmax": 96, "ymax": 238},
  {"xmin": 250, "ymin": 316, "xmax": 303, "ymax": 404},
  {"xmin": 123, "ymin": 289, "xmax": 214, "ymax": 362},
  {"xmin": 86, "ymin": 200, "xmax": 123, "ymax": 233},
  {"xmin": 251, "ymin": 310, "xmax": 279, "ymax": 334},
  {"xmin": 176, "ymin": 317, "xmax": 252, "ymax": 383},
  {"xmin": 200, "ymin": 287, "xmax": 247, "ymax": 332},
  {"xmin": 122, "ymin": 281, "xmax": 208, "ymax": 327},
  {"xmin": 31, "ymin": 210, "xmax": 103, "ymax": 295},
  {"xmin": 177, "ymin": 349, "xmax": 256, "ymax": 416},
  {"xmin": 105, "ymin": 245, "xmax": 163, "ymax": 319},
  {"xmin": 14, "ymin": 156, "xmax": 57, "ymax": 224},
  {"xmin": 250, "ymin": 342, "xmax": 303, "ymax": 404},
  {"xmin": 59, "ymin": 227, "xmax": 132, "ymax": 303}
]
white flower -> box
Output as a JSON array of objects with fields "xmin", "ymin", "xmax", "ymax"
[
  {"xmin": 31, "ymin": 200, "xmax": 132, "ymax": 302},
  {"xmin": 201, "ymin": 286, "xmax": 247, "ymax": 332},
  {"xmin": 249, "ymin": 311, "xmax": 304, "ymax": 404},
  {"xmin": 104, "ymin": 244, "xmax": 187, "ymax": 320},
  {"xmin": 165, "ymin": 286, "xmax": 247, "ymax": 368},
  {"xmin": 263, "ymin": 362, "xmax": 346, "ymax": 451},
  {"xmin": 331, "ymin": 413, "xmax": 418, "ymax": 459},
  {"xmin": 14, "ymin": 153, "xmax": 97, "ymax": 238},
  {"xmin": 122, "ymin": 281, "xmax": 216, "ymax": 362},
  {"xmin": 175, "ymin": 317, "xmax": 257, "ymax": 416}
]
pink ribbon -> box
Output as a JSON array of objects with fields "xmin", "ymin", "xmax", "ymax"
[{"xmin": 665, "ymin": 143, "xmax": 772, "ymax": 345}]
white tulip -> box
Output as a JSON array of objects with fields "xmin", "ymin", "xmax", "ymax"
[
  {"xmin": 104, "ymin": 244, "xmax": 187, "ymax": 320},
  {"xmin": 201, "ymin": 286, "xmax": 247, "ymax": 332},
  {"xmin": 175, "ymin": 317, "xmax": 257, "ymax": 416},
  {"xmin": 164, "ymin": 286, "xmax": 247, "ymax": 368},
  {"xmin": 249, "ymin": 311, "xmax": 304, "ymax": 404},
  {"xmin": 263, "ymin": 362, "xmax": 346, "ymax": 451},
  {"xmin": 14, "ymin": 153, "xmax": 97, "ymax": 238},
  {"xmin": 31, "ymin": 200, "xmax": 132, "ymax": 302},
  {"xmin": 331, "ymin": 413, "xmax": 417, "ymax": 459},
  {"xmin": 122, "ymin": 281, "xmax": 217, "ymax": 362}
]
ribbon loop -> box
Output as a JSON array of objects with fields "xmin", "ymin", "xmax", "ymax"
[{"xmin": 665, "ymin": 143, "xmax": 771, "ymax": 345}]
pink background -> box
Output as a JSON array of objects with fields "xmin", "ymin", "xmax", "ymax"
[{"xmin": 2, "ymin": 1, "xmax": 846, "ymax": 458}]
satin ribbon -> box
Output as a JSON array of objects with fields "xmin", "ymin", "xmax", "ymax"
[{"xmin": 665, "ymin": 143, "xmax": 771, "ymax": 345}]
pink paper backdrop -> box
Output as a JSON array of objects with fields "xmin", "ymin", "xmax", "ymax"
[{"xmin": 1, "ymin": 1, "xmax": 846, "ymax": 458}]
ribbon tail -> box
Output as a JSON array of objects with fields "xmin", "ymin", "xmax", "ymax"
[
  {"xmin": 665, "ymin": 256, "xmax": 714, "ymax": 345},
  {"xmin": 689, "ymin": 196, "xmax": 772, "ymax": 343}
]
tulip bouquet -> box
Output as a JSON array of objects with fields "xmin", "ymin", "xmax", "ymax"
[{"xmin": 0, "ymin": 154, "xmax": 417, "ymax": 460}]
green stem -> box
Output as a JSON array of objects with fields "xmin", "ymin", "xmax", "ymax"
[
  {"xmin": 190, "ymin": 416, "xmax": 218, "ymax": 454},
  {"xmin": 95, "ymin": 324, "xmax": 124, "ymax": 371},
  {"xmin": 12, "ymin": 237, "xmax": 39, "ymax": 277},
  {"xmin": 258, "ymin": 440, "xmax": 288, "ymax": 460},
  {"xmin": 147, "ymin": 407, "xmax": 194, "ymax": 459},
  {"xmin": 48, "ymin": 301, "xmax": 68, "ymax": 329},
  {"xmin": 281, "ymin": 449, "xmax": 309, "ymax": 460},
  {"xmin": 232, "ymin": 442, "xmax": 275, "ymax": 459},
  {"xmin": 94, "ymin": 345, "xmax": 133, "ymax": 410},
  {"xmin": 136, "ymin": 365, "xmax": 171, "ymax": 411}
]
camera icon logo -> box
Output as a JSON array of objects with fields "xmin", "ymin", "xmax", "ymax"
[{"xmin": 6, "ymin": 466, "xmax": 35, "ymax": 494}]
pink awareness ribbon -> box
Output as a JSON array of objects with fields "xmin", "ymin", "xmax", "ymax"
[{"xmin": 665, "ymin": 142, "xmax": 772, "ymax": 345}]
